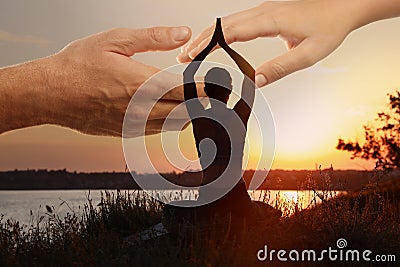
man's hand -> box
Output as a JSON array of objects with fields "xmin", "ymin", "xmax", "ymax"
[{"xmin": 0, "ymin": 26, "xmax": 192, "ymax": 136}]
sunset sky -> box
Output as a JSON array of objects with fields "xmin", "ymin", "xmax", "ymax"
[{"xmin": 1, "ymin": 0, "xmax": 400, "ymax": 173}]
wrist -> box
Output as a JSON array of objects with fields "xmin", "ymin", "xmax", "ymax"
[
  {"xmin": 0, "ymin": 58, "xmax": 53, "ymax": 133},
  {"xmin": 39, "ymin": 54, "xmax": 72, "ymax": 127}
]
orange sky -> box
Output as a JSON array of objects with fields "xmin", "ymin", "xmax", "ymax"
[{"xmin": 1, "ymin": 0, "xmax": 399, "ymax": 172}]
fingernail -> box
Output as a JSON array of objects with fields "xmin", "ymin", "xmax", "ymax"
[
  {"xmin": 255, "ymin": 74, "xmax": 267, "ymax": 87},
  {"xmin": 172, "ymin": 27, "xmax": 189, "ymax": 42},
  {"xmin": 176, "ymin": 54, "xmax": 184, "ymax": 63}
]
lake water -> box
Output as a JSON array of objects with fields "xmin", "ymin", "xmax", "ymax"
[{"xmin": 0, "ymin": 190, "xmax": 341, "ymax": 225}]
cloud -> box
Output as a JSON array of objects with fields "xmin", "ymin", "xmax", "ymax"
[{"xmin": 0, "ymin": 29, "xmax": 52, "ymax": 47}]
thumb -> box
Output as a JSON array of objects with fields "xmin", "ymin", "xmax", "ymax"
[
  {"xmin": 255, "ymin": 39, "xmax": 319, "ymax": 87},
  {"xmin": 104, "ymin": 26, "xmax": 191, "ymax": 56}
]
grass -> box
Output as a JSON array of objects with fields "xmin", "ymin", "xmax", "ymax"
[{"xmin": 0, "ymin": 172, "xmax": 399, "ymax": 267}]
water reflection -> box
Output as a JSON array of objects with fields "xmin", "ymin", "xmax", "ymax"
[{"xmin": 0, "ymin": 189, "xmax": 344, "ymax": 225}]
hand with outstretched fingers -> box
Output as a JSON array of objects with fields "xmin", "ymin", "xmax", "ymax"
[
  {"xmin": 177, "ymin": 0, "xmax": 400, "ymax": 87},
  {"xmin": 1, "ymin": 26, "xmax": 195, "ymax": 137}
]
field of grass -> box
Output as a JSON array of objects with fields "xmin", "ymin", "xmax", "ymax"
[{"xmin": 0, "ymin": 174, "xmax": 399, "ymax": 267}]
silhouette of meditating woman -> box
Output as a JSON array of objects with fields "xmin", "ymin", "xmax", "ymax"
[{"xmin": 183, "ymin": 18, "xmax": 255, "ymax": 217}]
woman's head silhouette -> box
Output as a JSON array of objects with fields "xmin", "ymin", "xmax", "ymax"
[{"xmin": 204, "ymin": 67, "xmax": 232, "ymax": 104}]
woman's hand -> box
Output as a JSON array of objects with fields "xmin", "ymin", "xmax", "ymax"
[{"xmin": 177, "ymin": 0, "xmax": 400, "ymax": 87}]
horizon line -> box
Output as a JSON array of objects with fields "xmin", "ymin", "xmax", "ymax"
[{"xmin": 0, "ymin": 168, "xmax": 378, "ymax": 174}]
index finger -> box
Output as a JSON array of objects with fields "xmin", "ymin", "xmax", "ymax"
[
  {"xmin": 104, "ymin": 26, "xmax": 191, "ymax": 57},
  {"xmin": 176, "ymin": 25, "xmax": 215, "ymax": 63},
  {"xmin": 177, "ymin": 3, "xmax": 271, "ymax": 62}
]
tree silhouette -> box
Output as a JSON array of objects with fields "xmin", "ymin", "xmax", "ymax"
[{"xmin": 337, "ymin": 91, "xmax": 400, "ymax": 170}]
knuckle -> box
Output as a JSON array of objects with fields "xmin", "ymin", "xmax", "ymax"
[
  {"xmin": 269, "ymin": 61, "xmax": 288, "ymax": 80},
  {"xmin": 223, "ymin": 24, "xmax": 236, "ymax": 42},
  {"xmin": 98, "ymin": 29, "xmax": 116, "ymax": 45},
  {"xmin": 102, "ymin": 28, "xmax": 134, "ymax": 54},
  {"xmin": 147, "ymin": 27, "xmax": 163, "ymax": 44},
  {"xmin": 105, "ymin": 27, "xmax": 124, "ymax": 38}
]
